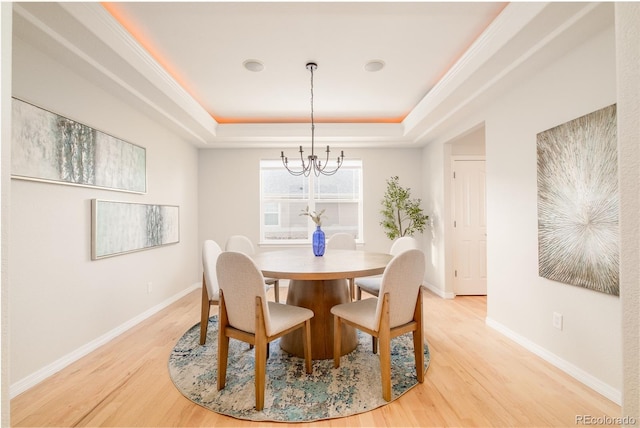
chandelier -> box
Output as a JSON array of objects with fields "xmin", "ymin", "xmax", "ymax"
[{"xmin": 280, "ymin": 62, "xmax": 345, "ymax": 176}]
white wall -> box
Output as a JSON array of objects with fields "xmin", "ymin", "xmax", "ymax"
[
  {"xmin": 9, "ymin": 37, "xmax": 200, "ymax": 388},
  {"xmin": 421, "ymin": 141, "xmax": 446, "ymax": 295},
  {"xmin": 198, "ymin": 147, "xmax": 425, "ymax": 254},
  {"xmin": 616, "ymin": 2, "xmax": 640, "ymax": 420},
  {"xmin": 450, "ymin": 126, "xmax": 486, "ymax": 156},
  {"xmin": 484, "ymin": 26, "xmax": 621, "ymax": 397},
  {"xmin": 419, "ymin": 20, "xmax": 621, "ymax": 401},
  {"xmin": 1, "ymin": 2, "xmax": 12, "ymax": 422}
]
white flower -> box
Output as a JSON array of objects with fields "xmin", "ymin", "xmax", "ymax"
[{"xmin": 300, "ymin": 206, "xmax": 325, "ymax": 226}]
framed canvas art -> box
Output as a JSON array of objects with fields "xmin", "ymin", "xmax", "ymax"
[
  {"xmin": 12, "ymin": 98, "xmax": 146, "ymax": 193},
  {"xmin": 92, "ymin": 199, "xmax": 179, "ymax": 259},
  {"xmin": 536, "ymin": 104, "xmax": 618, "ymax": 296}
]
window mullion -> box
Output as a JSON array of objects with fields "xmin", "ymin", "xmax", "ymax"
[{"xmin": 308, "ymin": 174, "xmax": 316, "ymax": 239}]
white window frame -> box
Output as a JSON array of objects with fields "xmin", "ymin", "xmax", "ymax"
[
  {"xmin": 259, "ymin": 159, "xmax": 364, "ymax": 245},
  {"xmin": 262, "ymin": 201, "xmax": 281, "ymax": 227}
]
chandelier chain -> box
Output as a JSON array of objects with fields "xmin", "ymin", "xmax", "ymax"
[{"xmin": 310, "ymin": 63, "xmax": 315, "ymax": 155}]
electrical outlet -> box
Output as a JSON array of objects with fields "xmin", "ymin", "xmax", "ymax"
[
  {"xmin": 147, "ymin": 282, "xmax": 153, "ymax": 294},
  {"xmin": 553, "ymin": 312, "xmax": 563, "ymax": 330}
]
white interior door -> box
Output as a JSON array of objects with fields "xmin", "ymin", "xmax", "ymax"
[{"xmin": 453, "ymin": 160, "xmax": 487, "ymax": 295}]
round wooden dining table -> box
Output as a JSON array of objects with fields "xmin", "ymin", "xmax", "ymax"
[{"xmin": 252, "ymin": 248, "xmax": 393, "ymax": 360}]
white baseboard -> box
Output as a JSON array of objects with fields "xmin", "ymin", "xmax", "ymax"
[
  {"xmin": 10, "ymin": 282, "xmax": 201, "ymax": 399},
  {"xmin": 422, "ymin": 282, "xmax": 455, "ymax": 299},
  {"xmin": 485, "ymin": 317, "xmax": 621, "ymax": 405}
]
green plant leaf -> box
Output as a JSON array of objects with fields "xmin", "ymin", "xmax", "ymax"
[{"xmin": 379, "ymin": 176, "xmax": 428, "ymax": 240}]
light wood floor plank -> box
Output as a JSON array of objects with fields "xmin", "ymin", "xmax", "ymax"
[{"xmin": 11, "ymin": 289, "xmax": 620, "ymax": 427}]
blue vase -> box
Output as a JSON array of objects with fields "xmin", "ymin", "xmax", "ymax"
[{"xmin": 312, "ymin": 225, "xmax": 325, "ymax": 256}]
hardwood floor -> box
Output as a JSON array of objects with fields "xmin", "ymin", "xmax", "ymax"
[{"xmin": 11, "ymin": 288, "xmax": 620, "ymax": 427}]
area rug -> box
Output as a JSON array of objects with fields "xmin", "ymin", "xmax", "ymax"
[{"xmin": 168, "ymin": 315, "xmax": 430, "ymax": 422}]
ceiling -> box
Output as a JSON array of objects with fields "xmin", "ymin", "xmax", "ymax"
[
  {"xmin": 102, "ymin": 2, "xmax": 505, "ymax": 124},
  {"xmin": 12, "ymin": 2, "xmax": 614, "ymax": 148}
]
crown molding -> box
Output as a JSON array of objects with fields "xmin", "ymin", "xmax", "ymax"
[
  {"xmin": 402, "ymin": 2, "xmax": 612, "ymax": 146},
  {"xmin": 210, "ymin": 122, "xmax": 409, "ymax": 149},
  {"xmin": 14, "ymin": 2, "xmax": 219, "ymax": 145},
  {"xmin": 13, "ymin": 2, "xmax": 612, "ymax": 149},
  {"xmin": 410, "ymin": 2, "xmax": 604, "ymax": 146},
  {"xmin": 402, "ymin": 2, "xmax": 548, "ymax": 141},
  {"xmin": 58, "ymin": 3, "xmax": 218, "ymax": 140}
]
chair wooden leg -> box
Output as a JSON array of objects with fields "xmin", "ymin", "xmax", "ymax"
[
  {"xmin": 199, "ymin": 275, "xmax": 210, "ymax": 345},
  {"xmin": 412, "ymin": 328, "xmax": 424, "ymax": 383},
  {"xmin": 254, "ymin": 337, "xmax": 267, "ymax": 410},
  {"xmin": 356, "ymin": 285, "xmax": 362, "ymax": 301},
  {"xmin": 372, "ymin": 336, "xmax": 378, "ymax": 354},
  {"xmin": 303, "ymin": 319, "xmax": 312, "ymax": 373},
  {"xmin": 255, "ymin": 297, "xmax": 267, "ymax": 411},
  {"xmin": 379, "ymin": 332, "xmax": 391, "ymax": 401},
  {"xmin": 217, "ymin": 293, "xmax": 230, "ymax": 391},
  {"xmin": 217, "ymin": 334, "xmax": 230, "ymax": 391},
  {"xmin": 274, "ymin": 279, "xmax": 280, "ymax": 303},
  {"xmin": 333, "ymin": 315, "xmax": 342, "ymax": 368},
  {"xmin": 413, "ymin": 289, "xmax": 425, "ymax": 383},
  {"xmin": 348, "ymin": 278, "xmax": 355, "ymax": 301},
  {"xmin": 379, "ymin": 294, "xmax": 392, "ymax": 401}
]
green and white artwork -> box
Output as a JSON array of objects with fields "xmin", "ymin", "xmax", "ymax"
[
  {"xmin": 92, "ymin": 200, "xmax": 179, "ymax": 259},
  {"xmin": 536, "ymin": 104, "xmax": 619, "ymax": 296},
  {"xmin": 11, "ymin": 98, "xmax": 146, "ymax": 193}
]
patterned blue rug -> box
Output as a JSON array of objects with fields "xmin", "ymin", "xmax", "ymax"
[{"xmin": 168, "ymin": 316, "xmax": 430, "ymax": 422}]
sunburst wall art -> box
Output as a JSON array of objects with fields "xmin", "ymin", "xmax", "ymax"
[{"xmin": 536, "ymin": 104, "xmax": 618, "ymax": 296}]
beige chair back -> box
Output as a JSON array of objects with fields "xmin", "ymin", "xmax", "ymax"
[
  {"xmin": 202, "ymin": 240, "xmax": 223, "ymax": 300},
  {"xmin": 390, "ymin": 236, "xmax": 419, "ymax": 255},
  {"xmin": 374, "ymin": 249, "xmax": 425, "ymax": 329},
  {"xmin": 326, "ymin": 233, "xmax": 356, "ymax": 250},
  {"xmin": 225, "ymin": 235, "xmax": 256, "ymax": 255},
  {"xmin": 216, "ymin": 251, "xmax": 272, "ymax": 335}
]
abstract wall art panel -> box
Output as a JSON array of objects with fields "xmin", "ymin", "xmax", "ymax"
[
  {"xmin": 11, "ymin": 98, "xmax": 146, "ymax": 193},
  {"xmin": 92, "ymin": 199, "xmax": 179, "ymax": 260},
  {"xmin": 536, "ymin": 104, "xmax": 619, "ymax": 296}
]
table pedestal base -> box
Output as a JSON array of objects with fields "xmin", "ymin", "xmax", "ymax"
[{"xmin": 280, "ymin": 278, "xmax": 357, "ymax": 360}]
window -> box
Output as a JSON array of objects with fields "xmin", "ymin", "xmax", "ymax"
[{"xmin": 260, "ymin": 159, "xmax": 363, "ymax": 244}]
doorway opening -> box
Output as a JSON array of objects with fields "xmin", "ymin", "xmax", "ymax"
[{"xmin": 444, "ymin": 125, "xmax": 487, "ymax": 297}]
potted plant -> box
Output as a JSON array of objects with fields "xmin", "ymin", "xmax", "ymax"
[{"xmin": 380, "ymin": 176, "xmax": 429, "ymax": 240}]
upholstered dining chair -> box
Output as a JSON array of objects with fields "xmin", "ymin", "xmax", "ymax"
[
  {"xmin": 326, "ymin": 232, "xmax": 357, "ymax": 300},
  {"xmin": 331, "ymin": 248, "xmax": 426, "ymax": 402},
  {"xmin": 200, "ymin": 239, "xmax": 223, "ymax": 345},
  {"xmin": 355, "ymin": 236, "xmax": 419, "ymax": 300},
  {"xmin": 216, "ymin": 251, "xmax": 314, "ymax": 411},
  {"xmin": 225, "ymin": 235, "xmax": 281, "ymax": 302}
]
